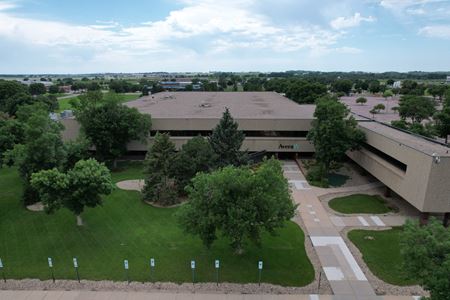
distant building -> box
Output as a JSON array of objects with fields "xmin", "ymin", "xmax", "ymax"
[
  {"xmin": 393, "ymin": 81, "xmax": 402, "ymax": 88},
  {"xmin": 160, "ymin": 81, "xmax": 202, "ymax": 91},
  {"xmin": 446, "ymin": 76, "xmax": 450, "ymax": 83},
  {"xmin": 60, "ymin": 85, "xmax": 72, "ymax": 93},
  {"xmin": 17, "ymin": 80, "xmax": 53, "ymax": 87}
]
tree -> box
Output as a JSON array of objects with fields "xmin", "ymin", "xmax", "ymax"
[
  {"xmin": 400, "ymin": 219, "xmax": 450, "ymax": 300},
  {"xmin": 373, "ymin": 103, "xmax": 386, "ymax": 113},
  {"xmin": 209, "ymin": 108, "xmax": 247, "ymax": 168},
  {"xmin": 369, "ymin": 108, "xmax": 377, "ymax": 118},
  {"xmin": 368, "ymin": 80, "xmax": 381, "ymax": 93},
  {"xmin": 428, "ymin": 85, "xmax": 446, "ymax": 101},
  {"xmin": 29, "ymin": 83, "xmax": 47, "ymax": 96},
  {"xmin": 391, "ymin": 119, "xmax": 409, "ymax": 130},
  {"xmin": 383, "ymin": 89, "xmax": 394, "ymax": 99},
  {"xmin": 332, "ymin": 79, "xmax": 353, "ymax": 95},
  {"xmin": 48, "ymin": 85, "xmax": 60, "ymax": 94},
  {"xmin": 63, "ymin": 137, "xmax": 91, "ymax": 171},
  {"xmin": 177, "ymin": 158, "xmax": 296, "ymax": 253},
  {"xmin": 0, "ymin": 117, "xmax": 25, "ymax": 166},
  {"xmin": 445, "ymin": 88, "xmax": 450, "ymax": 107},
  {"xmin": 31, "ymin": 159, "xmax": 113, "ymax": 226},
  {"xmin": 87, "ymin": 82, "xmax": 101, "ymax": 91},
  {"xmin": 434, "ymin": 107, "xmax": 450, "ymax": 144},
  {"xmin": 355, "ymin": 97, "xmax": 367, "ymax": 105},
  {"xmin": 74, "ymin": 92, "xmax": 151, "ymax": 167},
  {"xmin": 307, "ymin": 96, "xmax": 365, "ymax": 179},
  {"xmin": 398, "ymin": 95, "xmax": 435, "ymax": 123},
  {"xmin": 4, "ymin": 104, "xmax": 66, "ymax": 204},
  {"xmin": 172, "ymin": 136, "xmax": 217, "ymax": 195},
  {"xmin": 143, "ymin": 133, "xmax": 178, "ymax": 206}
]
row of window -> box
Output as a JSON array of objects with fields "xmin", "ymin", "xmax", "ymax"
[
  {"xmin": 150, "ymin": 130, "xmax": 309, "ymax": 138},
  {"xmin": 362, "ymin": 143, "xmax": 407, "ymax": 172}
]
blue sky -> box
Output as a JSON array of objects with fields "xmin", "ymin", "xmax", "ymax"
[{"xmin": 0, "ymin": 0, "xmax": 449, "ymax": 74}]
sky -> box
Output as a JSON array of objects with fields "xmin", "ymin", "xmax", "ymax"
[{"xmin": 0, "ymin": 0, "xmax": 450, "ymax": 74}]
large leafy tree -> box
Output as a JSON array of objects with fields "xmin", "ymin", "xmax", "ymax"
[
  {"xmin": 307, "ymin": 96, "xmax": 365, "ymax": 178},
  {"xmin": 177, "ymin": 158, "xmax": 296, "ymax": 253},
  {"xmin": 0, "ymin": 116, "xmax": 25, "ymax": 166},
  {"xmin": 31, "ymin": 159, "xmax": 113, "ymax": 226},
  {"xmin": 172, "ymin": 136, "xmax": 217, "ymax": 195},
  {"xmin": 400, "ymin": 219, "xmax": 450, "ymax": 300},
  {"xmin": 209, "ymin": 108, "xmax": 247, "ymax": 168},
  {"xmin": 428, "ymin": 85, "xmax": 447, "ymax": 101},
  {"xmin": 435, "ymin": 106, "xmax": 450, "ymax": 144},
  {"xmin": 398, "ymin": 95, "xmax": 436, "ymax": 123},
  {"xmin": 74, "ymin": 91, "xmax": 151, "ymax": 167},
  {"xmin": 29, "ymin": 83, "xmax": 47, "ymax": 96},
  {"xmin": 5, "ymin": 104, "xmax": 66, "ymax": 205},
  {"xmin": 143, "ymin": 133, "xmax": 178, "ymax": 206},
  {"xmin": 332, "ymin": 79, "xmax": 353, "ymax": 95}
]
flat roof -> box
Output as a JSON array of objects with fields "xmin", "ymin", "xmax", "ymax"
[
  {"xmin": 358, "ymin": 121, "xmax": 450, "ymax": 157},
  {"xmin": 125, "ymin": 92, "xmax": 316, "ymax": 119}
]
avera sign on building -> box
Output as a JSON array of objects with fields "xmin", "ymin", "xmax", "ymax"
[{"xmin": 279, "ymin": 144, "xmax": 300, "ymax": 150}]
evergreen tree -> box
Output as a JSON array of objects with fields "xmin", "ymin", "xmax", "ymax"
[
  {"xmin": 172, "ymin": 136, "xmax": 217, "ymax": 195},
  {"xmin": 143, "ymin": 133, "xmax": 178, "ymax": 206},
  {"xmin": 209, "ymin": 108, "xmax": 247, "ymax": 168}
]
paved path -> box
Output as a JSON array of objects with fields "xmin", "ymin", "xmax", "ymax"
[
  {"xmin": 0, "ymin": 290, "xmax": 424, "ymax": 300},
  {"xmin": 329, "ymin": 215, "xmax": 406, "ymax": 229},
  {"xmin": 283, "ymin": 161, "xmax": 378, "ymax": 299},
  {"xmin": 312, "ymin": 182, "xmax": 384, "ymax": 198}
]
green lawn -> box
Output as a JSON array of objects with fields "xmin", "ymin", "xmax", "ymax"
[
  {"xmin": 328, "ymin": 194, "xmax": 392, "ymax": 214},
  {"xmin": 348, "ymin": 228, "xmax": 417, "ymax": 286},
  {"xmin": 0, "ymin": 163, "xmax": 314, "ymax": 286},
  {"xmin": 57, "ymin": 93, "xmax": 141, "ymax": 112}
]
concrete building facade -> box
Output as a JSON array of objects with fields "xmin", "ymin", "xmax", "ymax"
[{"xmin": 60, "ymin": 92, "xmax": 450, "ymax": 217}]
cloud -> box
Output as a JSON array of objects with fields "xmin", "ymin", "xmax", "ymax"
[
  {"xmin": 379, "ymin": 0, "xmax": 450, "ymax": 18},
  {"xmin": 330, "ymin": 13, "xmax": 376, "ymax": 30},
  {"xmin": 334, "ymin": 46, "xmax": 363, "ymax": 54},
  {"xmin": 0, "ymin": 0, "xmax": 343, "ymax": 56},
  {"xmin": 419, "ymin": 25, "xmax": 450, "ymax": 39},
  {"xmin": 0, "ymin": 0, "xmax": 16, "ymax": 11}
]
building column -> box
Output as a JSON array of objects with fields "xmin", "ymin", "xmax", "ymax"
[
  {"xmin": 384, "ymin": 186, "xmax": 392, "ymax": 198},
  {"xmin": 419, "ymin": 212, "xmax": 430, "ymax": 226},
  {"xmin": 444, "ymin": 213, "xmax": 450, "ymax": 228}
]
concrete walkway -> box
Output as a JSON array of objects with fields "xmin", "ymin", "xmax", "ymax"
[
  {"xmin": 283, "ymin": 161, "xmax": 378, "ymax": 299},
  {"xmin": 0, "ymin": 290, "xmax": 424, "ymax": 300},
  {"xmin": 329, "ymin": 215, "xmax": 406, "ymax": 229}
]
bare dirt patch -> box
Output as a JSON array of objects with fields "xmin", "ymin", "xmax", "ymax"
[
  {"xmin": 116, "ymin": 180, "xmax": 144, "ymax": 192},
  {"xmin": 26, "ymin": 202, "xmax": 44, "ymax": 212}
]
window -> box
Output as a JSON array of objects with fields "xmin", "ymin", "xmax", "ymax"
[
  {"xmin": 150, "ymin": 130, "xmax": 308, "ymax": 138},
  {"xmin": 362, "ymin": 143, "xmax": 407, "ymax": 172}
]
